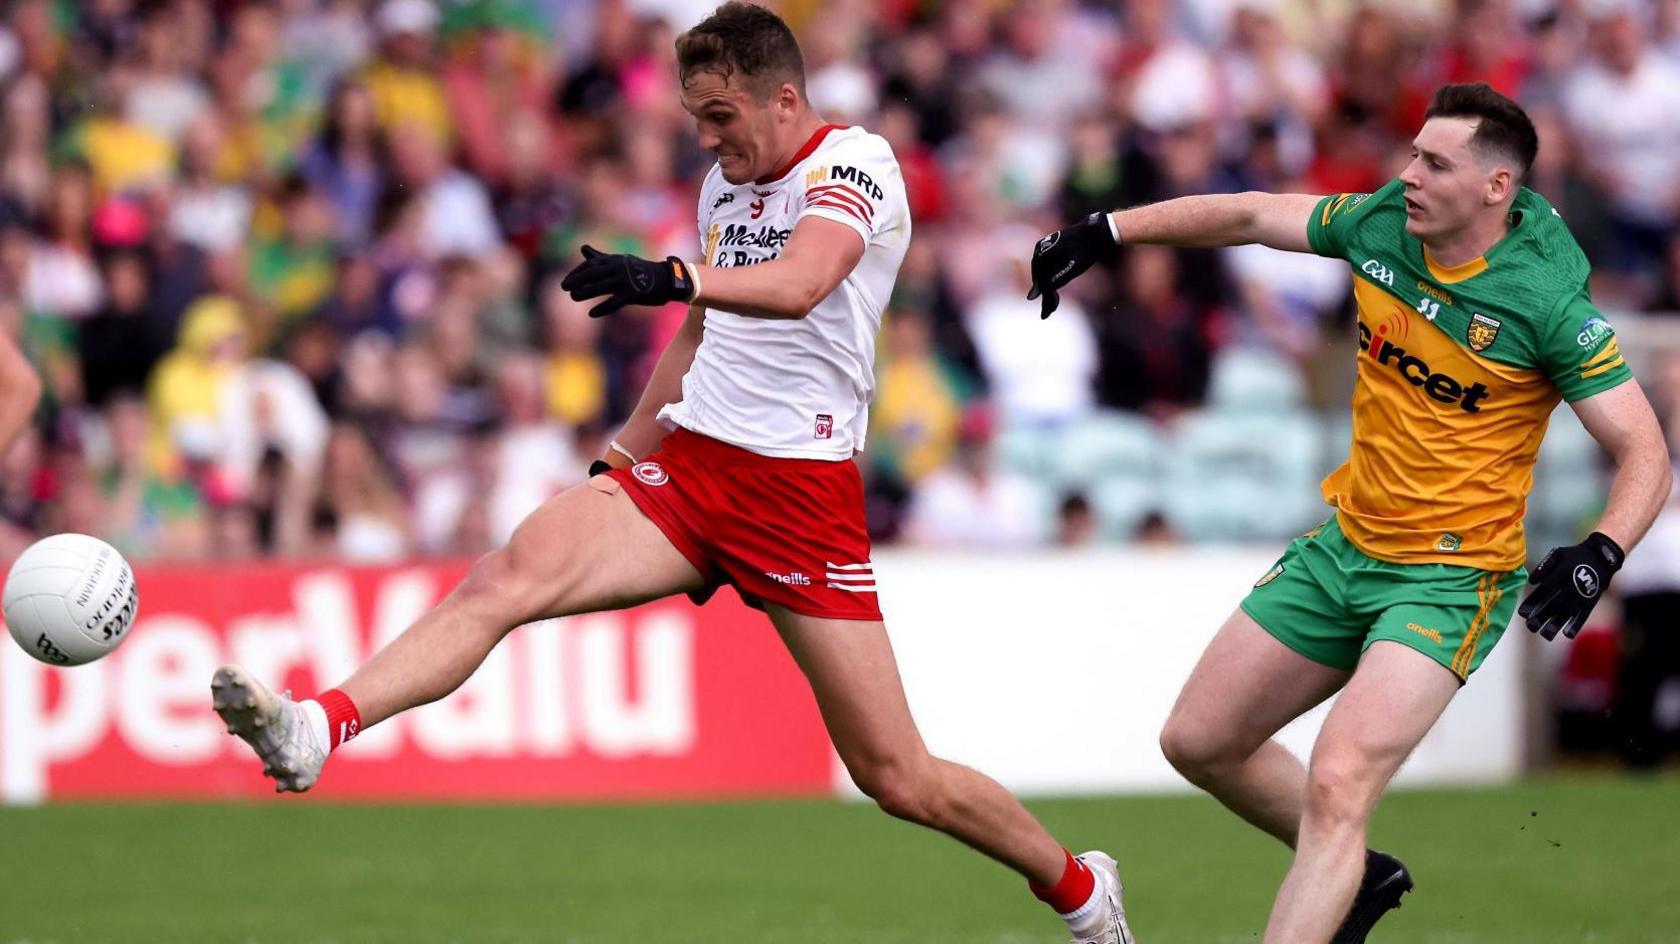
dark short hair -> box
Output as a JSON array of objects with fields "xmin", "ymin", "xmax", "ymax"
[
  {"xmin": 675, "ymin": 1, "xmax": 805, "ymax": 100},
  {"xmin": 1424, "ymin": 82, "xmax": 1539, "ymax": 184}
]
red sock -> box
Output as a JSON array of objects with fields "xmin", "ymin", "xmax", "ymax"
[
  {"xmin": 318, "ymin": 689, "xmax": 362, "ymax": 750},
  {"xmin": 1029, "ymin": 848, "xmax": 1096, "ymax": 915}
]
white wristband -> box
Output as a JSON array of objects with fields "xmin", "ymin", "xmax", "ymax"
[
  {"xmin": 684, "ymin": 260, "xmax": 702, "ymax": 303},
  {"xmin": 1104, "ymin": 212, "xmax": 1121, "ymax": 243},
  {"xmin": 608, "ymin": 440, "xmax": 637, "ymax": 464}
]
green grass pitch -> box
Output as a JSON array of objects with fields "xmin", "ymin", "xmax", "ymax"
[{"xmin": 2, "ymin": 774, "xmax": 1677, "ymax": 943}]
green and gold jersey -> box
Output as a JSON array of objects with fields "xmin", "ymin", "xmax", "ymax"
[{"xmin": 1307, "ymin": 181, "xmax": 1631, "ymax": 571}]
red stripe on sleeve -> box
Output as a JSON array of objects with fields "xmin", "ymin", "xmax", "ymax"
[
  {"xmin": 807, "ymin": 199, "xmax": 871, "ymax": 226},
  {"xmin": 806, "ymin": 184, "xmax": 874, "ymax": 221}
]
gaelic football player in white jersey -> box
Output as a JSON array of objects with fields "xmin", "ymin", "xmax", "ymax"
[{"xmin": 209, "ymin": 4, "xmax": 1131, "ymax": 940}]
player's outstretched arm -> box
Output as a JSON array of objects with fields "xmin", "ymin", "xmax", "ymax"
[
  {"xmin": 587, "ymin": 304, "xmax": 707, "ymax": 474},
  {"xmin": 560, "ymin": 217, "xmax": 864, "ymax": 322},
  {"xmin": 0, "ymin": 333, "xmax": 41, "ymax": 453},
  {"xmin": 1519, "ymin": 381, "xmax": 1674, "ymax": 640},
  {"xmin": 1027, "ymin": 192, "xmax": 1321, "ymax": 318}
]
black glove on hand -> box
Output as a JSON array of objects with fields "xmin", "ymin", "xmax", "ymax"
[
  {"xmin": 1518, "ymin": 531, "xmax": 1625, "ymax": 640},
  {"xmin": 1027, "ymin": 212, "xmax": 1118, "ymax": 319},
  {"xmin": 561, "ymin": 245, "xmax": 696, "ymax": 318}
]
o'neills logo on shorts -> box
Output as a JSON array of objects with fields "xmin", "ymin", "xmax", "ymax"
[{"xmin": 632, "ymin": 461, "xmax": 669, "ymax": 486}]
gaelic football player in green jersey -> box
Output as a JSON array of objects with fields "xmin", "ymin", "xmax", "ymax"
[{"xmin": 1029, "ymin": 83, "xmax": 1673, "ymax": 943}]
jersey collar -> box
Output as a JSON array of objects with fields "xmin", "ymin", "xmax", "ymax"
[
  {"xmin": 755, "ymin": 124, "xmax": 847, "ymax": 185},
  {"xmin": 1423, "ymin": 246, "xmax": 1489, "ymax": 284}
]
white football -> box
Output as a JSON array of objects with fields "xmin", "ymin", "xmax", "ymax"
[{"xmin": 4, "ymin": 533, "xmax": 138, "ymax": 666}]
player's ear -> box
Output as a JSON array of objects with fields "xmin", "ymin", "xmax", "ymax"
[
  {"xmin": 774, "ymin": 80, "xmax": 801, "ymax": 119},
  {"xmin": 1486, "ymin": 166, "xmax": 1514, "ymax": 205}
]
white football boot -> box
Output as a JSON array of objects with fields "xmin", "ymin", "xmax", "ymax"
[
  {"xmin": 211, "ymin": 665, "xmax": 328, "ymax": 793},
  {"xmin": 1068, "ymin": 851, "xmax": 1136, "ymax": 944}
]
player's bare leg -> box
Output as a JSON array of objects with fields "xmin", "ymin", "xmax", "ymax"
[
  {"xmin": 1262, "ymin": 642, "xmax": 1458, "ymax": 943},
  {"xmin": 214, "ymin": 477, "xmax": 706, "ymax": 789},
  {"xmin": 335, "ymin": 479, "xmax": 704, "ymax": 724},
  {"xmin": 1159, "ymin": 608, "xmax": 1349, "ymax": 846},
  {"xmin": 766, "ymin": 605, "xmax": 1133, "ymax": 943}
]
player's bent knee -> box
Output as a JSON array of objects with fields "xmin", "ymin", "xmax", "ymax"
[
  {"xmin": 454, "ymin": 548, "xmax": 552, "ymax": 627},
  {"xmin": 1303, "ymin": 752, "xmax": 1375, "ymax": 826},
  {"xmin": 1158, "ymin": 723, "xmax": 1205, "ymax": 778},
  {"xmin": 851, "ymin": 757, "xmax": 941, "ymax": 825},
  {"xmin": 1159, "ymin": 719, "xmax": 1240, "ymax": 783}
]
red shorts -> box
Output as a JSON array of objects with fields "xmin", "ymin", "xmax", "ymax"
[{"xmin": 607, "ymin": 428, "xmax": 882, "ymax": 621}]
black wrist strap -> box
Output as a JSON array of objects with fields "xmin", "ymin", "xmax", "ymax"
[
  {"xmin": 1584, "ymin": 531, "xmax": 1625, "ymax": 572},
  {"xmin": 1085, "ymin": 212, "xmax": 1119, "ymax": 245}
]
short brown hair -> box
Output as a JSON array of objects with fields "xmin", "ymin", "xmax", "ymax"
[
  {"xmin": 675, "ymin": 2, "xmax": 805, "ymax": 99},
  {"xmin": 1424, "ymin": 82, "xmax": 1539, "ymax": 184}
]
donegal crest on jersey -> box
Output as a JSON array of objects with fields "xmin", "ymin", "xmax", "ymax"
[
  {"xmin": 1466, "ymin": 313, "xmax": 1500, "ymax": 351},
  {"xmin": 1306, "ymin": 180, "xmax": 1632, "ymax": 570}
]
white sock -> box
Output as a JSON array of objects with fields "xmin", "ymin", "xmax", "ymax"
[
  {"xmin": 1060, "ymin": 872, "xmax": 1108, "ymax": 934},
  {"xmin": 299, "ymin": 699, "xmax": 331, "ymax": 753}
]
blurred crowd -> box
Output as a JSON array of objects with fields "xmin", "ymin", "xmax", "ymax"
[{"xmin": 0, "ymin": 0, "xmax": 1677, "ymax": 563}]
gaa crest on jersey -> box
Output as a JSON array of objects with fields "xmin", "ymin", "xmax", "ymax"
[
  {"xmin": 632, "ymin": 461, "xmax": 670, "ymax": 487},
  {"xmin": 1467, "ymin": 313, "xmax": 1501, "ymax": 352},
  {"xmin": 814, "ymin": 413, "xmax": 834, "ymax": 439},
  {"xmin": 1254, "ymin": 562, "xmax": 1285, "ymax": 587}
]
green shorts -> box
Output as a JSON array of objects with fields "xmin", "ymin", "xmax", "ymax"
[{"xmin": 1241, "ymin": 514, "xmax": 1525, "ymax": 680}]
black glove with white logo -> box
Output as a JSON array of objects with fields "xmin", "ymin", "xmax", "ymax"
[
  {"xmin": 1027, "ymin": 212, "xmax": 1118, "ymax": 319},
  {"xmin": 1518, "ymin": 532, "xmax": 1625, "ymax": 640},
  {"xmin": 561, "ymin": 245, "xmax": 697, "ymax": 318}
]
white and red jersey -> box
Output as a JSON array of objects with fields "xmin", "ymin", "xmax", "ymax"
[{"xmin": 657, "ymin": 124, "xmax": 911, "ymax": 460}]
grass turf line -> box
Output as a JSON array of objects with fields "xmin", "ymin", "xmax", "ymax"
[{"xmin": 1, "ymin": 774, "xmax": 1676, "ymax": 943}]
